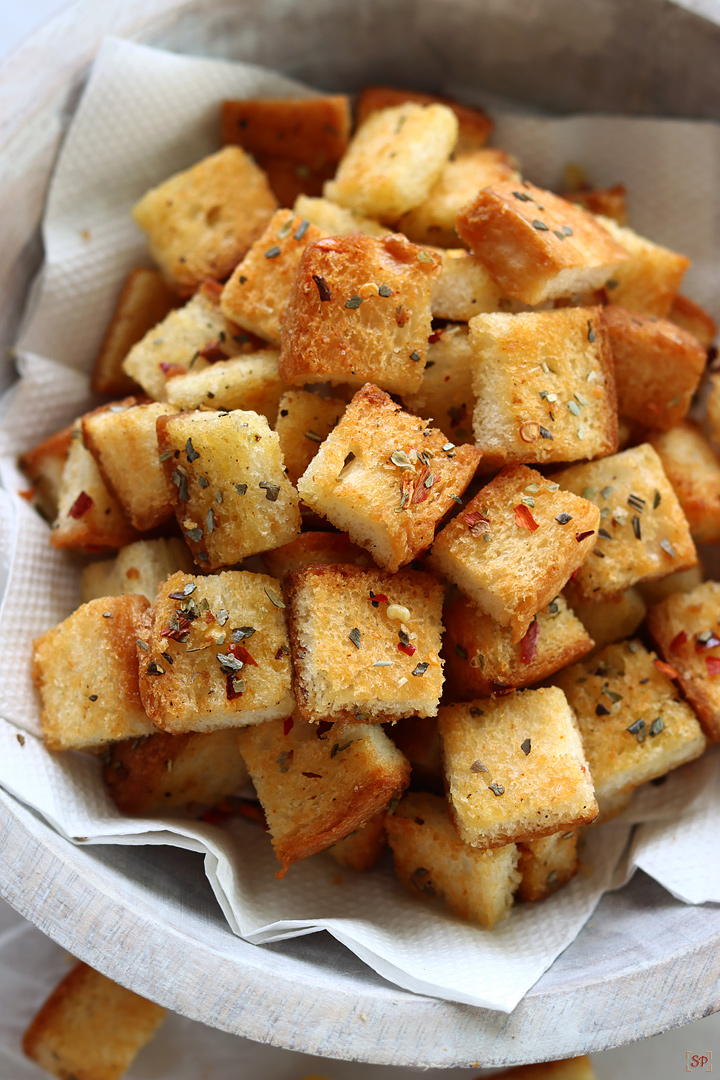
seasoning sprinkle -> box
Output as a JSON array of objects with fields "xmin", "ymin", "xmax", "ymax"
[
  {"xmin": 235, "ymin": 483, "xmax": 248, "ymax": 496},
  {"xmin": 412, "ymin": 662, "xmax": 429, "ymax": 677},
  {"xmin": 576, "ymin": 530, "xmax": 595, "ymax": 542},
  {"xmin": 186, "ymin": 527, "xmax": 203, "ymax": 542},
  {"xmin": 595, "ymin": 703, "xmax": 610, "ymax": 716},
  {"xmin": 587, "ymin": 320, "xmax": 596, "ymax": 343},
  {"xmin": 598, "ymin": 528, "xmax": 613, "ymax": 540},
  {"xmin": 568, "ymin": 400, "xmax": 581, "ymax": 416},
  {"xmin": 233, "ymin": 626, "xmax": 256, "ymax": 642},
  {"xmin": 632, "ymin": 515, "xmax": 642, "ymax": 540},
  {"xmin": 539, "ymin": 425, "xmax": 553, "ymax": 440},
  {"xmin": 206, "ymin": 508, "xmax": 216, "ymax": 534},
  {"xmin": 373, "ymin": 660, "xmax": 393, "ymax": 667},
  {"xmin": 265, "ymin": 245, "xmax": 281, "ymax": 258},
  {"xmin": 294, "ymin": 219, "xmax": 310, "ymax": 240},
  {"xmin": 378, "ymin": 283, "xmax": 393, "ymax": 297},
  {"xmin": 417, "ymin": 250, "xmax": 434, "ymax": 263},
  {"xmin": 312, "ymin": 274, "xmax": 332, "ymax": 301},
  {"xmin": 146, "ymin": 661, "xmax": 165, "ymax": 676},
  {"xmin": 470, "ymin": 760, "xmax": 488, "ymax": 775},
  {"xmin": 513, "ymin": 191, "xmax": 532, "ymax": 201},
  {"xmin": 469, "ymin": 706, "xmax": 484, "ymax": 717},
  {"xmin": 488, "ymin": 782, "xmax": 505, "ymax": 796},
  {"xmin": 649, "ymin": 717, "xmax": 665, "ymax": 738},
  {"xmin": 348, "ymin": 628, "xmax": 361, "ymax": 649},
  {"xmin": 626, "ymin": 718, "xmax": 646, "ymax": 743},
  {"xmin": 520, "ymin": 738, "xmax": 531, "ymax": 756},
  {"xmin": 455, "ymin": 644, "xmax": 468, "ymax": 660},
  {"xmin": 627, "ymin": 493, "xmax": 646, "ymax": 513},
  {"xmin": 532, "ymin": 219, "xmax": 549, "ymax": 231},
  {"xmin": 264, "ymin": 586, "xmax": 286, "ymax": 609},
  {"xmin": 185, "ymin": 438, "xmax": 199, "ymax": 463},
  {"xmin": 390, "ymin": 450, "xmax": 413, "ymax": 469},
  {"xmin": 259, "ymin": 481, "xmax": 280, "ymax": 501},
  {"xmin": 305, "ymin": 430, "xmax": 323, "ymax": 442},
  {"xmin": 653, "ymin": 489, "xmax": 661, "ymax": 509},
  {"xmin": 409, "ymin": 351, "xmax": 421, "ymax": 362},
  {"xmin": 660, "ymin": 538, "xmax": 676, "ymax": 558},
  {"xmin": 137, "ymin": 639, "xmax": 149, "ymax": 652},
  {"xmin": 555, "ymin": 512, "xmax": 572, "ymax": 525}
]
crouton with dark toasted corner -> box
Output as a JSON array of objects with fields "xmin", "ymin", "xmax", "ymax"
[
  {"xmin": 469, "ymin": 307, "xmax": 618, "ymax": 470},
  {"xmin": 456, "ymin": 180, "xmax": 629, "ymax": 306},
  {"xmin": 402, "ymin": 324, "xmax": 476, "ymax": 444},
  {"xmin": 568, "ymin": 587, "xmax": 646, "ymax": 653},
  {"xmin": 327, "ymin": 811, "xmax": 387, "ymax": 872},
  {"xmin": 132, "ymin": 146, "xmax": 277, "ymax": 294},
  {"xmin": 279, "ymin": 234, "xmax": 442, "ymax": 396},
  {"xmin": 646, "ymin": 580, "xmax": 720, "ymax": 743},
  {"xmin": 385, "ymin": 792, "xmax": 520, "ymax": 928},
  {"xmin": 443, "ymin": 593, "xmax": 593, "ymax": 700},
  {"xmin": 439, "ymin": 689, "xmax": 598, "ymax": 849},
  {"xmin": 668, "ymin": 293, "xmax": 717, "ymax": 349},
  {"xmin": 356, "ymin": 86, "xmax": 493, "ymax": 153},
  {"xmin": 261, "ymin": 531, "xmax": 374, "ymax": 578},
  {"xmin": 431, "ymin": 249, "xmax": 509, "ymax": 322},
  {"xmin": 18, "ymin": 423, "xmax": 72, "ymax": 523},
  {"xmin": 23, "ymin": 960, "xmax": 166, "ymax": 1080},
  {"xmin": 517, "ymin": 829, "xmax": 579, "ymax": 903},
  {"xmin": 566, "ymin": 183, "xmax": 628, "ymax": 225},
  {"xmin": 649, "ymin": 422, "xmax": 720, "ymax": 544},
  {"xmin": 297, "ymin": 383, "xmax": 481, "ymax": 572},
  {"xmin": 238, "ymin": 714, "xmax": 410, "ymax": 876},
  {"xmin": 428, "ymin": 465, "xmax": 600, "ymax": 643},
  {"xmin": 602, "ymin": 306, "xmax": 705, "ymax": 431},
  {"xmin": 157, "ymin": 409, "xmax": 300, "ymax": 569},
  {"xmin": 554, "ymin": 444, "xmax": 697, "ymax": 601},
  {"xmin": 33, "ymin": 596, "xmax": 155, "ymax": 752},
  {"xmin": 598, "ymin": 215, "xmax": 690, "ymax": 318},
  {"xmin": 325, "ymin": 102, "xmax": 458, "ymax": 223},
  {"xmin": 92, "ymin": 267, "xmax": 176, "ymax": 396},
  {"xmin": 293, "ymin": 194, "xmax": 392, "ymax": 238},
  {"xmin": 639, "ymin": 563, "xmax": 703, "ymax": 606},
  {"xmin": 82, "ymin": 537, "xmax": 194, "ymax": 604},
  {"xmin": 387, "ymin": 715, "xmax": 444, "ymax": 793},
  {"xmin": 555, "ymin": 639, "xmax": 706, "ymax": 798},
  {"xmin": 285, "ymin": 564, "xmax": 445, "ymax": 724},
  {"xmin": 138, "ymin": 570, "xmax": 294, "ymax": 734},
  {"xmin": 164, "ymin": 348, "xmax": 284, "ymax": 421},
  {"xmin": 275, "ymin": 389, "xmax": 346, "ymax": 486}
]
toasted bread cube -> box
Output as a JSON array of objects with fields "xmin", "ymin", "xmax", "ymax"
[
  {"xmin": 708, "ymin": 372, "xmax": 720, "ymax": 448},
  {"xmin": 668, "ymin": 294, "xmax": 717, "ymax": 349},
  {"xmin": 639, "ymin": 563, "xmax": 703, "ymax": 606},
  {"xmin": 23, "ymin": 961, "xmax": 165, "ymax": 1080},
  {"xmin": 92, "ymin": 268, "xmax": 176, "ymax": 395},
  {"xmin": 385, "ymin": 792, "xmax": 520, "ymax": 928},
  {"xmin": 598, "ymin": 215, "xmax": 690, "ymax": 318},
  {"xmin": 567, "ymin": 183, "xmax": 628, "ymax": 225},
  {"xmin": 50, "ymin": 423, "xmax": 138, "ymax": 551},
  {"xmin": 387, "ymin": 716, "xmax": 444, "ymax": 792},
  {"xmin": 356, "ymin": 87, "xmax": 493, "ymax": 153},
  {"xmin": 32, "ymin": 596, "xmax": 155, "ymax": 752},
  {"xmin": 456, "ymin": 180, "xmax": 629, "ymax": 306},
  {"xmin": 165, "ymin": 349, "xmax": 283, "ymax": 421},
  {"xmin": 398, "ymin": 149, "xmax": 520, "ymax": 248},
  {"xmin": 431, "ymin": 249, "xmax": 509, "ymax": 321},
  {"xmin": 403, "ymin": 324, "xmax": 476, "ymax": 443},
  {"xmin": 568, "ymin": 587, "xmax": 646, "ymax": 652},
  {"xmin": 261, "ymin": 531, "xmax": 374, "ymax": 578},
  {"xmin": 82, "ymin": 400, "xmax": 175, "ymax": 531},
  {"xmin": 138, "ymin": 570, "xmax": 294, "ymax": 733},
  {"xmin": 293, "ymin": 194, "xmax": 391, "ymax": 238},
  {"xmin": 132, "ymin": 146, "xmax": 277, "ymax": 294},
  {"xmin": 554, "ymin": 444, "xmax": 697, "ymax": 601},
  {"xmin": 602, "ymin": 306, "xmax": 705, "ymax": 430},
  {"xmin": 103, "ymin": 729, "xmax": 249, "ymax": 815},
  {"xmin": 279, "ymin": 234, "xmax": 442, "ymax": 395},
  {"xmin": 496, "ymin": 1058, "xmax": 595, "ymax": 1080},
  {"xmin": 238, "ymin": 715, "xmax": 410, "ymax": 874},
  {"xmin": 275, "ymin": 390, "xmax": 346, "ymax": 485},
  {"xmin": 285, "ymin": 564, "xmax": 444, "ymax": 724},
  {"xmin": 646, "ymin": 580, "xmax": 720, "ymax": 743},
  {"xmin": 439, "ymin": 689, "xmax": 598, "ymax": 848},
  {"xmin": 327, "ymin": 811, "xmax": 387, "ymax": 871},
  {"xmin": 18, "ymin": 423, "xmax": 72, "ymax": 522},
  {"xmin": 443, "ymin": 593, "xmax": 593, "ymax": 700},
  {"xmin": 82, "ymin": 538, "xmax": 194, "ymax": 604},
  {"xmin": 555, "ymin": 640, "xmax": 706, "ymax": 798},
  {"xmin": 469, "ymin": 307, "xmax": 618, "ymax": 469},
  {"xmin": 517, "ymin": 829, "xmax": 579, "ymax": 903},
  {"xmin": 297, "ymin": 383, "xmax": 481, "ymax": 571},
  {"xmin": 325, "ymin": 103, "xmax": 458, "ymax": 222},
  {"xmin": 220, "ymin": 210, "xmax": 326, "ymax": 345},
  {"xmin": 649, "ymin": 423, "xmax": 720, "ymax": 543},
  {"xmin": 157, "ymin": 409, "xmax": 301, "ymax": 569},
  {"xmin": 429, "ymin": 465, "xmax": 600, "ymax": 642}
]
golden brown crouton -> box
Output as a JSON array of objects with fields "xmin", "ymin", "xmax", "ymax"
[
  {"xmin": 649, "ymin": 422, "xmax": 720, "ymax": 543},
  {"xmin": 261, "ymin": 531, "xmax": 374, "ymax": 578},
  {"xmin": 356, "ymin": 87, "xmax": 493, "ymax": 153},
  {"xmin": 387, "ymin": 716, "xmax": 444, "ymax": 793},
  {"xmin": 568, "ymin": 587, "xmax": 646, "ymax": 653},
  {"xmin": 138, "ymin": 570, "xmax": 294, "ymax": 734},
  {"xmin": 274, "ymin": 389, "xmax": 346, "ymax": 486},
  {"xmin": 327, "ymin": 811, "xmax": 388, "ymax": 872},
  {"xmin": 469, "ymin": 307, "xmax": 618, "ymax": 469},
  {"xmin": 402, "ymin": 324, "xmax": 476, "ymax": 443},
  {"xmin": 297, "ymin": 383, "xmax": 481, "ymax": 571},
  {"xmin": 602, "ymin": 306, "xmax": 706, "ymax": 430},
  {"xmin": 238, "ymin": 715, "xmax": 410, "ymax": 875},
  {"xmin": 165, "ymin": 349, "xmax": 284, "ymax": 421},
  {"xmin": 566, "ymin": 183, "xmax": 628, "ymax": 225},
  {"xmin": 668, "ymin": 293, "xmax": 717, "ymax": 349},
  {"xmin": 23, "ymin": 961, "xmax": 166, "ymax": 1080},
  {"xmin": 132, "ymin": 146, "xmax": 278, "ymax": 294},
  {"xmin": 18, "ymin": 423, "xmax": 73, "ymax": 523},
  {"xmin": 708, "ymin": 371, "xmax": 720, "ymax": 448},
  {"xmin": 92, "ymin": 267, "xmax": 176, "ymax": 395},
  {"xmin": 638, "ymin": 563, "xmax": 703, "ymax": 606},
  {"xmin": 439, "ymin": 689, "xmax": 598, "ymax": 848},
  {"xmin": 157, "ymin": 409, "xmax": 301, "ymax": 569},
  {"xmin": 32, "ymin": 596, "xmax": 155, "ymax": 752},
  {"xmin": 429, "ymin": 465, "xmax": 600, "ymax": 642},
  {"xmin": 81, "ymin": 538, "xmax": 194, "ymax": 605},
  {"xmin": 431, "ymin": 248, "xmax": 509, "ymax": 321},
  {"xmin": 554, "ymin": 444, "xmax": 698, "ymax": 601},
  {"xmin": 279, "ymin": 234, "xmax": 442, "ymax": 395},
  {"xmin": 598, "ymin": 215, "xmax": 690, "ymax": 318},
  {"xmin": 293, "ymin": 194, "xmax": 392, "ymax": 238},
  {"xmin": 517, "ymin": 830, "xmax": 579, "ymax": 902},
  {"xmin": 646, "ymin": 580, "xmax": 720, "ymax": 743},
  {"xmin": 385, "ymin": 792, "xmax": 520, "ymax": 928},
  {"xmin": 285, "ymin": 564, "xmax": 445, "ymax": 724},
  {"xmin": 443, "ymin": 593, "xmax": 593, "ymax": 700},
  {"xmin": 456, "ymin": 180, "xmax": 629, "ymax": 306},
  {"xmin": 555, "ymin": 639, "xmax": 706, "ymax": 798}
]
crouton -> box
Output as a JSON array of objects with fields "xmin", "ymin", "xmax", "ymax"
[
  {"xmin": 356, "ymin": 87, "xmax": 493, "ymax": 153},
  {"xmin": 325, "ymin": 103, "xmax": 458, "ymax": 223},
  {"xmin": 456, "ymin": 180, "xmax": 629, "ymax": 306},
  {"xmin": 428, "ymin": 465, "xmax": 600, "ymax": 642},
  {"xmin": 708, "ymin": 372, "xmax": 720, "ymax": 448},
  {"xmin": 82, "ymin": 399, "xmax": 175, "ymax": 531},
  {"xmin": 103, "ymin": 728, "xmax": 249, "ymax": 815},
  {"xmin": 238, "ymin": 715, "xmax": 410, "ymax": 875},
  {"xmin": 639, "ymin": 563, "xmax": 703, "ymax": 606},
  {"xmin": 668, "ymin": 293, "xmax": 717, "ymax": 349},
  {"xmin": 649, "ymin": 422, "xmax": 720, "ymax": 543},
  {"xmin": 566, "ymin": 183, "xmax": 628, "ymax": 225},
  {"xmin": 598, "ymin": 215, "xmax": 690, "ymax": 318},
  {"xmin": 18, "ymin": 423, "xmax": 72, "ymax": 522},
  {"xmin": 23, "ymin": 961, "xmax": 166, "ymax": 1080},
  {"xmin": 439, "ymin": 689, "xmax": 598, "ymax": 848},
  {"xmin": 81, "ymin": 537, "xmax": 194, "ymax": 604},
  {"xmin": 327, "ymin": 812, "xmax": 387, "ymax": 872},
  {"xmin": 402, "ymin": 324, "xmax": 476, "ymax": 443},
  {"xmin": 568, "ymin": 587, "xmax": 646, "ymax": 652},
  {"xmin": 285, "ymin": 564, "xmax": 445, "ymax": 724},
  {"xmin": 92, "ymin": 267, "xmax": 176, "ymax": 395},
  {"xmin": 50, "ymin": 423, "xmax": 138, "ymax": 551},
  {"xmin": 555, "ymin": 640, "xmax": 706, "ymax": 798},
  {"xmin": 385, "ymin": 792, "xmax": 520, "ymax": 928},
  {"xmin": 293, "ymin": 194, "xmax": 391, "ymax": 238},
  {"xmin": 398, "ymin": 148, "xmax": 520, "ymax": 247},
  {"xmin": 443, "ymin": 593, "xmax": 593, "ymax": 700},
  {"xmin": 386, "ymin": 716, "xmax": 444, "ymax": 793},
  {"xmin": 554, "ymin": 444, "xmax": 698, "ymax": 601},
  {"xmin": 157, "ymin": 409, "xmax": 301, "ymax": 569},
  {"xmin": 517, "ymin": 829, "xmax": 579, "ymax": 902},
  {"xmin": 431, "ymin": 249, "xmax": 509, "ymax": 321},
  {"xmin": 220, "ymin": 210, "xmax": 325, "ymax": 345},
  {"xmin": 261, "ymin": 531, "xmax": 374, "ymax": 578},
  {"xmin": 165, "ymin": 348, "xmax": 283, "ymax": 422},
  {"xmin": 131, "ymin": 146, "xmax": 278, "ymax": 294},
  {"xmin": 602, "ymin": 306, "xmax": 705, "ymax": 430},
  {"xmin": 646, "ymin": 580, "xmax": 720, "ymax": 742},
  {"xmin": 469, "ymin": 307, "xmax": 618, "ymax": 469},
  {"xmin": 138, "ymin": 570, "xmax": 294, "ymax": 734},
  {"xmin": 274, "ymin": 390, "xmax": 346, "ymax": 485},
  {"xmin": 495, "ymin": 1057, "xmax": 596, "ymax": 1080},
  {"xmin": 278, "ymin": 234, "xmax": 442, "ymax": 395},
  {"xmin": 32, "ymin": 596, "xmax": 155, "ymax": 752}
]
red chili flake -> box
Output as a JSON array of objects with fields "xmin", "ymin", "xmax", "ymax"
[
  {"xmin": 411, "ymin": 465, "xmax": 433, "ymax": 504},
  {"xmin": 575, "ymin": 530, "xmax": 595, "ymax": 543},
  {"xmin": 226, "ymin": 674, "xmax": 243, "ymax": 700},
  {"xmin": 696, "ymin": 633, "xmax": 720, "ymax": 651},
  {"xmin": 204, "ymin": 611, "xmax": 216, "ymax": 624},
  {"xmin": 236, "ymin": 799, "xmax": 267, "ymax": 828},
  {"xmin": 230, "ymin": 643, "xmax": 258, "ymax": 667},
  {"xmin": 395, "ymin": 305, "xmax": 410, "ymax": 327},
  {"xmin": 302, "ymin": 771, "xmax": 322, "ymax": 779},
  {"xmin": 654, "ymin": 658, "xmax": 680, "ymax": 680},
  {"xmin": 370, "ymin": 591, "xmax": 389, "ymax": 605},
  {"xmin": 316, "ymin": 720, "xmax": 333, "ymax": 739},
  {"xmin": 201, "ymin": 806, "xmax": 233, "ymax": 825},
  {"xmin": 275, "ymin": 645, "xmax": 289, "ymax": 660},
  {"xmin": 198, "ymin": 339, "xmax": 226, "ymax": 362},
  {"xmin": 18, "ymin": 487, "xmax": 36, "ymax": 501},
  {"xmin": 68, "ymin": 491, "xmax": 94, "ymax": 519},
  {"xmin": 464, "ymin": 510, "xmax": 491, "ymax": 537},
  {"xmin": 490, "ymin": 682, "xmax": 514, "ymax": 696},
  {"xmin": 159, "ymin": 362, "xmax": 188, "ymax": 378},
  {"xmin": 398, "ymin": 642, "xmax": 417, "ymax": 657},
  {"xmin": 706, "ymin": 656, "xmax": 720, "ymax": 677},
  {"xmin": 520, "ymin": 618, "xmax": 540, "ymax": 664},
  {"xmin": 160, "ymin": 616, "xmax": 191, "ymax": 641},
  {"xmin": 514, "ymin": 504, "xmax": 538, "ymax": 532},
  {"xmin": 428, "ymin": 328, "xmax": 444, "ymax": 344},
  {"xmin": 670, "ymin": 631, "xmax": 688, "ymax": 651},
  {"xmin": 283, "ymin": 716, "xmax": 294, "ymax": 735}
]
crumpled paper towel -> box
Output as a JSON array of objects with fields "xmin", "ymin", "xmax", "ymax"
[{"xmin": 2, "ymin": 36, "xmax": 720, "ymax": 1013}]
